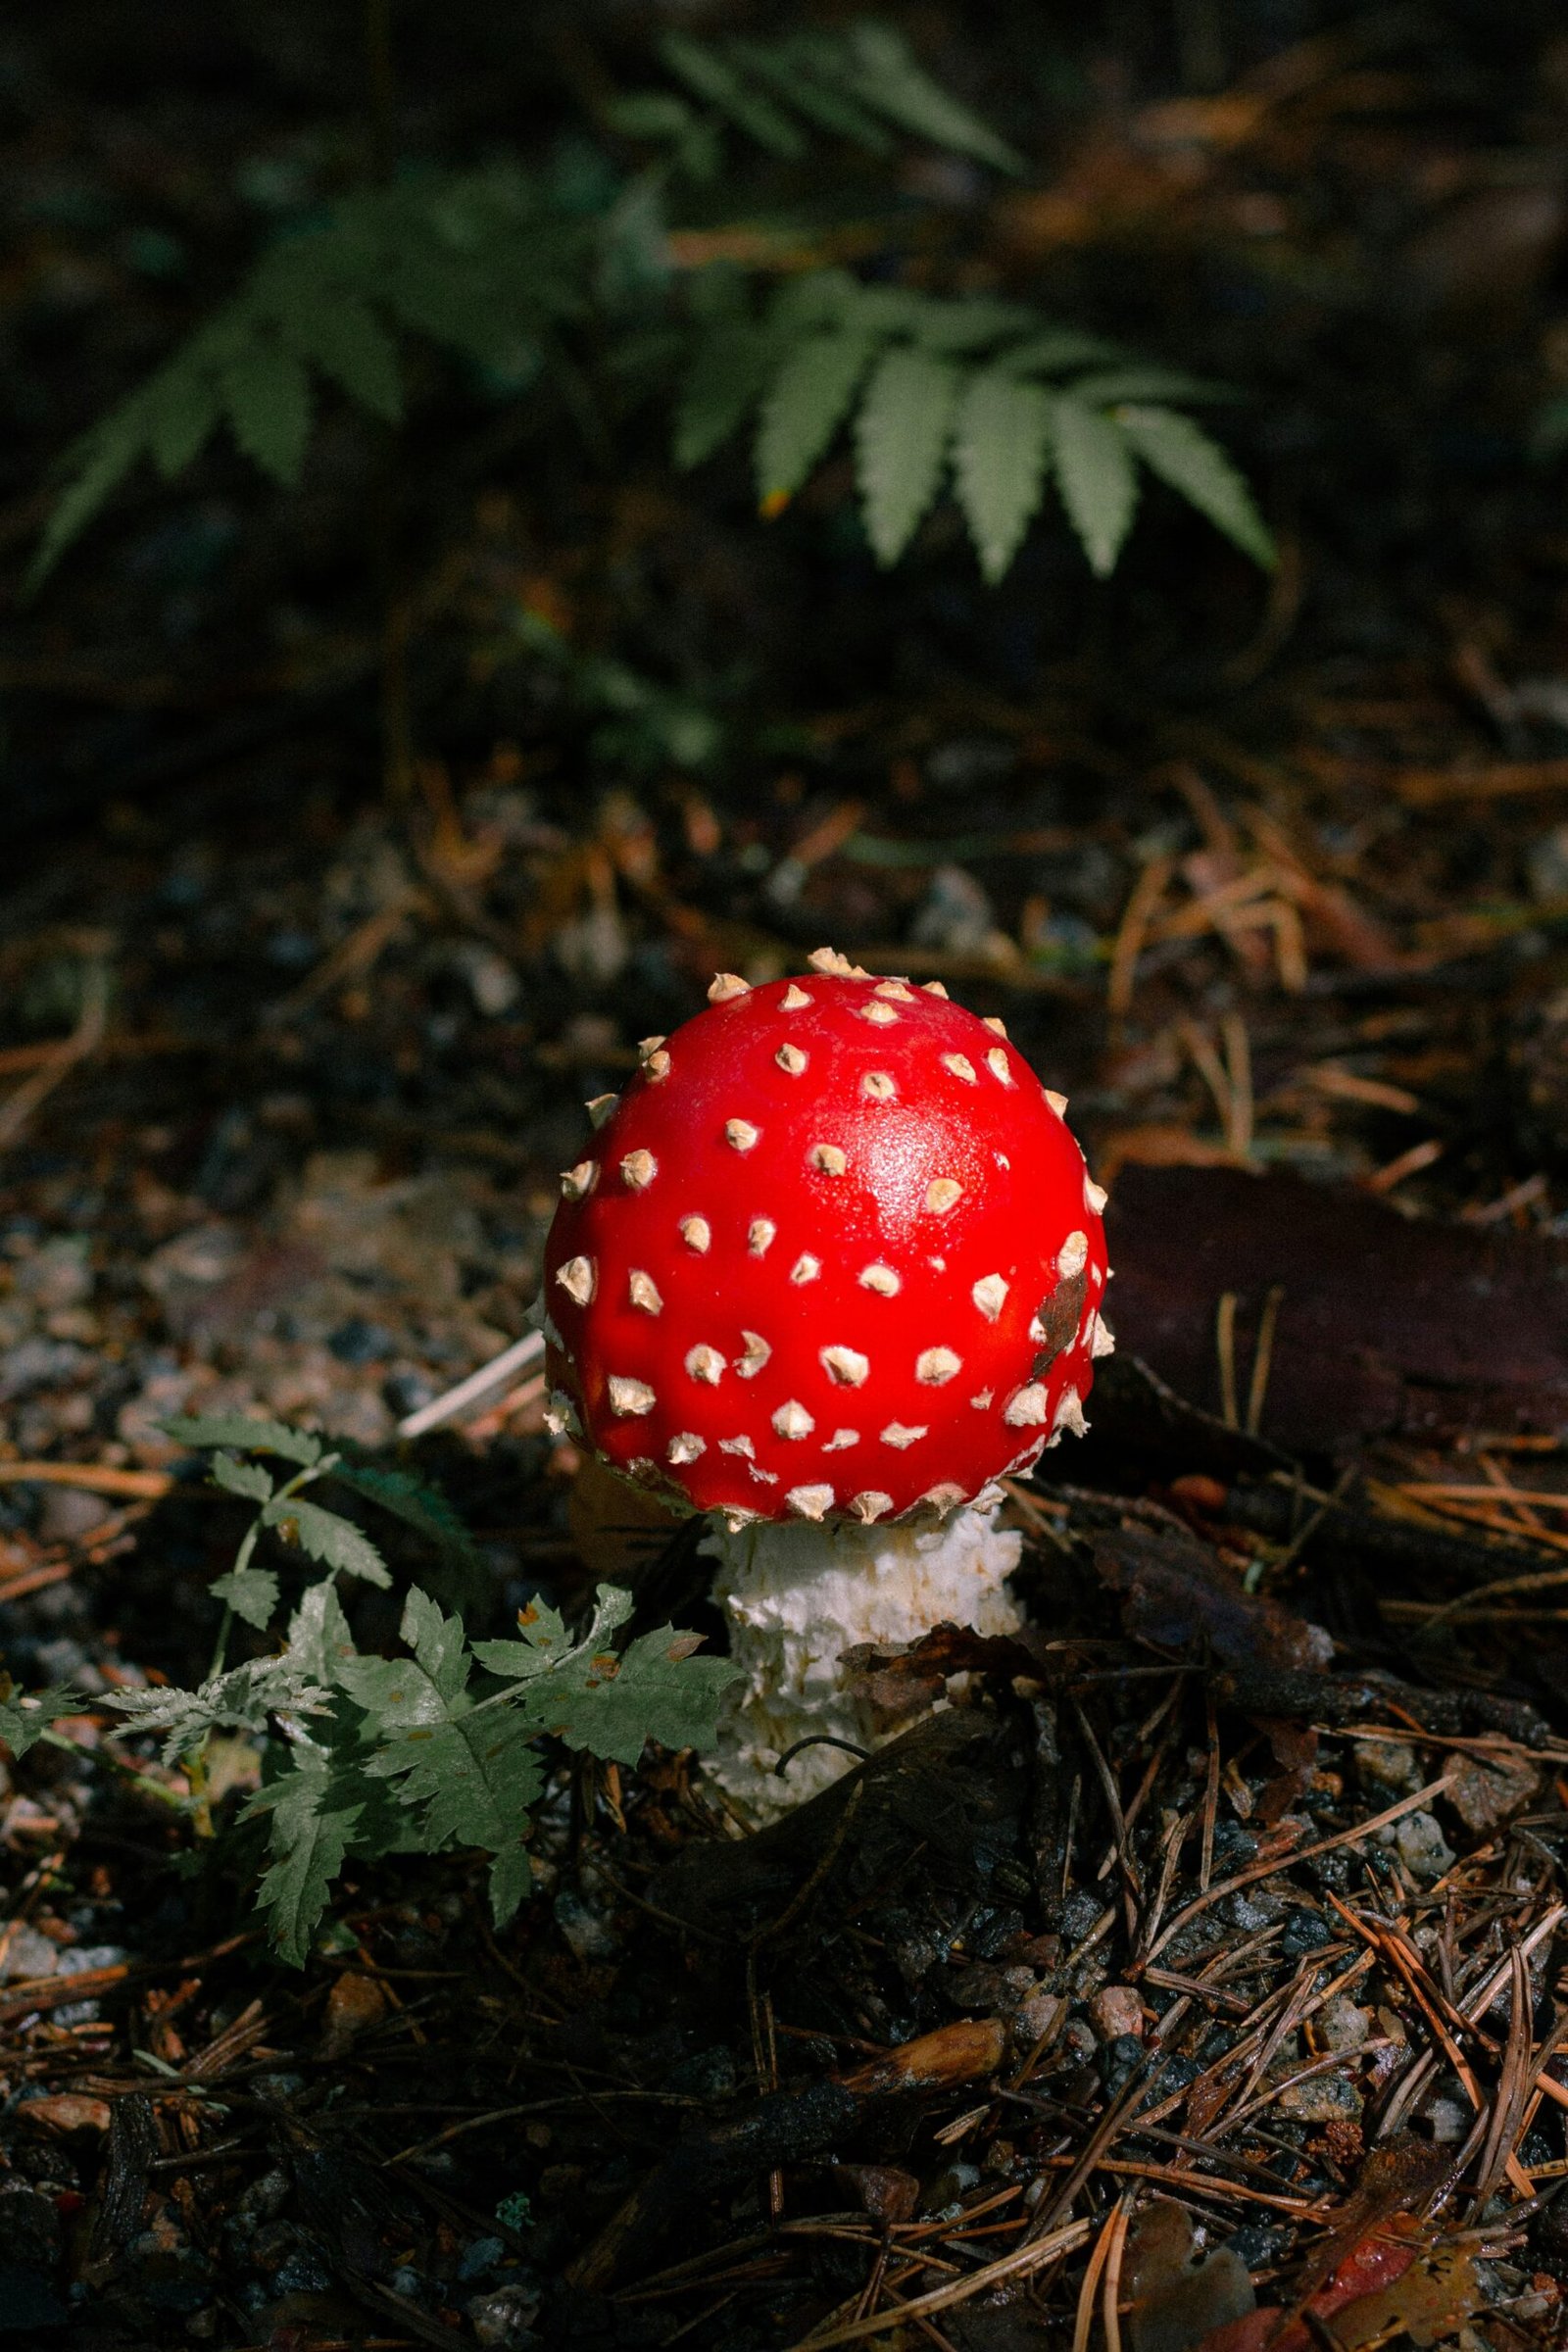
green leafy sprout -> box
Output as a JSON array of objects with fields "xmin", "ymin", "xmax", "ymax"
[
  {"xmin": 30, "ymin": 21, "xmax": 1271, "ymax": 597},
  {"xmin": 1, "ymin": 1416, "xmax": 737, "ymax": 1965}
]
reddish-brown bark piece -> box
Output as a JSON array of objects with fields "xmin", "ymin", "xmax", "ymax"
[
  {"xmin": 1105, "ymin": 1163, "xmax": 1568, "ymax": 1452},
  {"xmin": 1093, "ymin": 1524, "xmax": 1334, "ymax": 1673},
  {"xmin": 543, "ymin": 962, "xmax": 1107, "ymax": 1523}
]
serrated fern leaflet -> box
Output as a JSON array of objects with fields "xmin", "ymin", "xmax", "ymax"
[
  {"xmin": 698, "ymin": 274, "xmax": 1272, "ymax": 581},
  {"xmin": 952, "ymin": 368, "xmax": 1054, "ymax": 584},
  {"xmin": 31, "ymin": 168, "xmax": 586, "ymax": 587}
]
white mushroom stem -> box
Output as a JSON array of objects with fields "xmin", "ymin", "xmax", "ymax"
[{"xmin": 701, "ymin": 1502, "xmax": 1023, "ymax": 1814}]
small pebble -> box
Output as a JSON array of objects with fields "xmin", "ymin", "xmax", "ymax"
[
  {"xmin": 1278, "ymin": 2068, "xmax": 1362, "ymax": 2125},
  {"xmin": 1316, "ymin": 1996, "xmax": 1372, "ymax": 2054},
  {"xmin": 1354, "ymin": 1739, "xmax": 1424, "ymax": 1799},
  {"xmin": 1013, "ymin": 1988, "xmax": 1065, "ymax": 2047},
  {"xmin": 0, "ymin": 1927, "xmax": 61, "ymax": 1982},
  {"xmin": 1089, "ymin": 1984, "xmax": 1145, "ymax": 2042},
  {"xmin": 553, "ymin": 1887, "xmax": 617, "ymax": 1961},
  {"xmin": 36, "ymin": 1488, "xmax": 113, "ymax": 1545},
  {"xmin": 467, "ymin": 2284, "xmax": 543, "ymax": 2348},
  {"xmin": 1059, "ymin": 2017, "xmax": 1097, "ymax": 2066},
  {"xmin": 1380, "ymin": 1809, "xmax": 1455, "ymax": 1886}
]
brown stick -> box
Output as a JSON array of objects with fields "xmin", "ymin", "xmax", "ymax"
[
  {"xmin": 570, "ymin": 2020, "xmax": 1007, "ymax": 2294},
  {"xmin": 0, "ymin": 1465, "xmax": 172, "ymax": 1499},
  {"xmin": 0, "ymin": 959, "xmax": 109, "ymax": 1152}
]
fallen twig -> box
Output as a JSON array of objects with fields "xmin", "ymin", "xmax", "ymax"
[{"xmin": 0, "ymin": 957, "xmax": 110, "ymax": 1152}]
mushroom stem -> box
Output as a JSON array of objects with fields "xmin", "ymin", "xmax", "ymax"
[{"xmin": 701, "ymin": 1502, "xmax": 1023, "ymax": 1813}]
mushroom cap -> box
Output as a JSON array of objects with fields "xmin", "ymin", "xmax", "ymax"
[{"xmin": 542, "ymin": 960, "xmax": 1109, "ymax": 1525}]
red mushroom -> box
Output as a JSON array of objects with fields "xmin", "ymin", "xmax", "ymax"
[{"xmin": 542, "ymin": 950, "xmax": 1110, "ymax": 1805}]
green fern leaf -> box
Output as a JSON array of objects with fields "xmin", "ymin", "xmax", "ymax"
[
  {"xmin": 769, "ymin": 268, "xmax": 860, "ymax": 334},
  {"xmin": 675, "ymin": 321, "xmax": 777, "ymax": 468},
  {"xmin": 210, "ymin": 1453, "xmax": 274, "ymax": 1504},
  {"xmin": 660, "ymin": 31, "xmax": 807, "ymax": 158},
  {"xmin": 1116, "ymin": 403, "xmax": 1276, "ymax": 568},
  {"xmin": 109, "ymin": 1656, "xmax": 331, "ymax": 1765},
  {"xmin": 245, "ymin": 1745, "xmax": 364, "ymax": 1967},
  {"xmin": 262, "ymin": 1495, "xmax": 391, "ymax": 1588},
  {"xmin": 604, "ymin": 90, "xmax": 721, "ymax": 182},
  {"xmin": 472, "ymin": 1585, "xmax": 738, "ymax": 1767},
  {"xmin": 953, "ymin": 368, "xmax": 1053, "ymax": 584},
  {"xmin": 1069, "ymin": 366, "xmax": 1236, "ymax": 407},
  {"xmin": 163, "ymin": 1414, "xmax": 322, "ymax": 1466},
  {"xmin": 328, "ymin": 1460, "xmax": 483, "ymax": 1579},
  {"xmin": 210, "ymin": 1566, "xmax": 280, "ymax": 1631},
  {"xmin": 845, "ymin": 24, "xmax": 1023, "ymax": 174},
  {"xmin": 0, "ymin": 1686, "xmax": 81, "ymax": 1759},
  {"xmin": 31, "ymin": 165, "xmax": 590, "ymax": 584},
  {"xmin": 1000, "ymin": 328, "xmax": 1127, "ymax": 376},
  {"xmin": 487, "ymin": 1842, "xmax": 532, "ymax": 1929},
  {"xmin": 1052, "ymin": 394, "xmax": 1138, "ymax": 577},
  {"xmin": 902, "ymin": 297, "xmax": 1037, "ymax": 354},
  {"xmin": 756, "ymin": 329, "xmax": 876, "ymax": 506},
  {"xmin": 855, "ymin": 345, "xmax": 960, "ymax": 565},
  {"xmin": 743, "ymin": 39, "xmax": 893, "ymax": 149},
  {"xmin": 339, "ymin": 1589, "xmax": 545, "ymax": 1859},
  {"xmin": 148, "ymin": 363, "xmax": 220, "ymax": 477},
  {"xmin": 538, "ymin": 1623, "xmax": 739, "ymax": 1765},
  {"xmin": 604, "ymin": 89, "xmax": 695, "ymax": 142},
  {"xmin": 27, "ymin": 411, "xmax": 150, "ymax": 590},
  {"xmin": 220, "ymin": 341, "xmax": 312, "ymax": 483},
  {"xmin": 280, "ymin": 291, "xmax": 403, "ymax": 424},
  {"xmin": 284, "ymin": 1578, "xmax": 358, "ymax": 1688}
]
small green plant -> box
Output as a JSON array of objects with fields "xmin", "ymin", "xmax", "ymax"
[
  {"xmin": 31, "ymin": 21, "xmax": 1271, "ymax": 601},
  {"xmin": 610, "ymin": 22, "xmax": 1023, "ymax": 178},
  {"xmin": 0, "ymin": 1417, "xmax": 737, "ymax": 1965},
  {"xmin": 27, "ymin": 166, "xmax": 588, "ymax": 588},
  {"xmin": 677, "ymin": 270, "xmax": 1272, "ymax": 579}
]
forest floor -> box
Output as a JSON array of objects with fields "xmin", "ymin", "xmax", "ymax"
[{"xmin": 11, "ymin": 6, "xmax": 1568, "ymax": 2349}]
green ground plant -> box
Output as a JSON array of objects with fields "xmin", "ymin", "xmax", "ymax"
[
  {"xmin": 31, "ymin": 21, "xmax": 1272, "ymax": 597},
  {"xmin": 0, "ymin": 1417, "xmax": 736, "ymax": 1964}
]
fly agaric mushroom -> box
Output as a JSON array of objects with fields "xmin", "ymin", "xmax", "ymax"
[{"xmin": 542, "ymin": 950, "xmax": 1110, "ymax": 1807}]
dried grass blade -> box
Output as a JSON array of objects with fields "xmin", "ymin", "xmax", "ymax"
[
  {"xmin": 1072, "ymin": 2204, "xmax": 1119, "ymax": 2352},
  {"xmin": 783, "ymin": 2218, "xmax": 1092, "ymax": 2352}
]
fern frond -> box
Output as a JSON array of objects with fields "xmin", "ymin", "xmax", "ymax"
[
  {"xmin": 221, "ymin": 341, "xmax": 313, "ymax": 483},
  {"xmin": 660, "ymin": 31, "xmax": 808, "ymax": 158},
  {"xmin": 902, "ymin": 296, "xmax": 1039, "ymax": 354},
  {"xmin": 739, "ymin": 38, "xmax": 894, "ymax": 150},
  {"xmin": 1050, "ymin": 394, "xmax": 1139, "ymax": 578},
  {"xmin": 278, "ymin": 287, "xmax": 403, "ymax": 423},
  {"xmin": 855, "ymin": 346, "xmax": 960, "ymax": 564},
  {"xmin": 31, "ymin": 166, "xmax": 591, "ymax": 583},
  {"xmin": 682, "ymin": 270, "xmax": 1268, "ymax": 584},
  {"xmin": 769, "ymin": 268, "xmax": 862, "ymax": 333},
  {"xmin": 842, "ymin": 24, "xmax": 1024, "ymax": 173},
  {"xmin": 30, "ymin": 414, "xmax": 152, "ymax": 589},
  {"xmin": 148, "ymin": 365, "xmax": 220, "ymax": 477},
  {"xmin": 999, "ymin": 328, "xmax": 1127, "ymax": 375},
  {"xmin": 1115, "ymin": 403, "xmax": 1277, "ymax": 567},
  {"xmin": 953, "ymin": 368, "xmax": 1054, "ymax": 584},
  {"xmin": 1069, "ymin": 366, "xmax": 1238, "ymax": 407},
  {"xmin": 674, "ymin": 321, "xmax": 777, "ymax": 467},
  {"xmin": 757, "ymin": 329, "xmax": 876, "ymax": 507},
  {"xmin": 636, "ymin": 20, "xmax": 1021, "ymax": 175}
]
